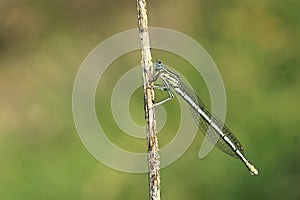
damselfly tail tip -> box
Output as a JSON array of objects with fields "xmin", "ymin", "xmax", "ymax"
[
  {"xmin": 250, "ymin": 167, "xmax": 258, "ymax": 176},
  {"xmin": 246, "ymin": 161, "xmax": 259, "ymax": 176}
]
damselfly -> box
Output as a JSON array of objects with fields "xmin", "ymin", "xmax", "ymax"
[{"xmin": 152, "ymin": 60, "xmax": 258, "ymax": 176}]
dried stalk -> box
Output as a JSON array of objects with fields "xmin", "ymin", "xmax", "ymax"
[{"xmin": 137, "ymin": 0, "xmax": 161, "ymax": 199}]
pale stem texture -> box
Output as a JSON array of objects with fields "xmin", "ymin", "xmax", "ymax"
[{"xmin": 137, "ymin": 0, "xmax": 161, "ymax": 199}]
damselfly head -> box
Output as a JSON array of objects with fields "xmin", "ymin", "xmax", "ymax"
[{"xmin": 155, "ymin": 60, "xmax": 163, "ymax": 70}]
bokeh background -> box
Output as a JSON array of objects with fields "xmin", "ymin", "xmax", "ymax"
[{"xmin": 1, "ymin": 0, "xmax": 299, "ymax": 199}]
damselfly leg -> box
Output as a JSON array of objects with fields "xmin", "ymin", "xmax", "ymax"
[{"xmin": 153, "ymin": 77, "xmax": 174, "ymax": 107}]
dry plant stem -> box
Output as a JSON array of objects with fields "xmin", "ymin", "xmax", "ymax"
[{"xmin": 137, "ymin": 0, "xmax": 161, "ymax": 199}]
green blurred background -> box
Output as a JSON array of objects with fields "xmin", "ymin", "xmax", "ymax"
[{"xmin": 1, "ymin": 0, "xmax": 299, "ymax": 199}]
